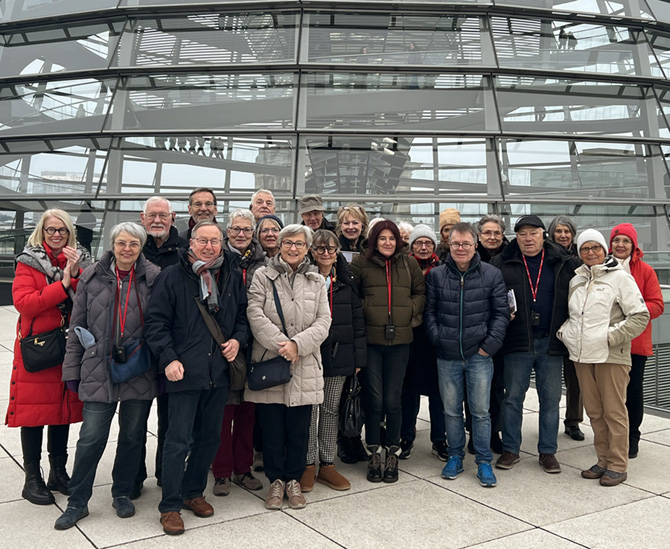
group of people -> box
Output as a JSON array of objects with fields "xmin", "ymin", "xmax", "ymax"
[{"xmin": 6, "ymin": 188, "xmax": 663, "ymax": 536}]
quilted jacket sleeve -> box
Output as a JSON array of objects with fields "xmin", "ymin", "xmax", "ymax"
[
  {"xmin": 247, "ymin": 269, "xmax": 289, "ymax": 353},
  {"xmin": 407, "ymin": 256, "xmax": 426, "ymax": 327},
  {"xmin": 423, "ymin": 268, "xmax": 440, "ymax": 346},
  {"xmin": 480, "ymin": 266, "xmax": 511, "ymax": 356},
  {"xmin": 61, "ymin": 274, "xmax": 88, "ymax": 382},
  {"xmin": 290, "ymin": 276, "xmax": 332, "ymax": 357}
]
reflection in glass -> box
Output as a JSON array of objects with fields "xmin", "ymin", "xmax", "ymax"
[
  {"xmin": 0, "ymin": 0, "xmax": 118, "ymax": 22},
  {"xmin": 305, "ymin": 12, "xmax": 485, "ymax": 66},
  {"xmin": 303, "ymin": 73, "xmax": 494, "ymax": 131},
  {"xmin": 494, "ymin": 0, "xmax": 655, "ymax": 20},
  {"xmin": 113, "ymin": 13, "xmax": 299, "ymax": 67},
  {"xmin": 499, "ymin": 139, "xmax": 669, "ymax": 199}
]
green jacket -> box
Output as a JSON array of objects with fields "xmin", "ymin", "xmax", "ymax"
[{"xmin": 351, "ymin": 250, "xmax": 426, "ymax": 346}]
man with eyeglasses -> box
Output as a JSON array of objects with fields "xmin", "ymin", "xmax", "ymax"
[
  {"xmin": 145, "ymin": 220, "xmax": 249, "ymax": 535},
  {"xmin": 132, "ymin": 197, "xmax": 188, "ymax": 500},
  {"xmin": 425, "ymin": 222, "xmax": 509, "ymax": 488},
  {"xmin": 180, "ymin": 188, "xmax": 218, "ymax": 240},
  {"xmin": 491, "ymin": 215, "xmax": 580, "ymax": 475}
]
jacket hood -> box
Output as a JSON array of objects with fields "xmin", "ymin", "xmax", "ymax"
[
  {"xmin": 609, "ymin": 222, "xmax": 644, "ymax": 261},
  {"xmin": 576, "ymin": 255, "xmax": 621, "ymax": 278},
  {"xmin": 369, "ymin": 242, "xmax": 409, "ymax": 267},
  {"xmin": 84, "ymin": 250, "xmax": 159, "ymax": 287},
  {"xmin": 268, "ymin": 253, "xmax": 318, "ymax": 278}
]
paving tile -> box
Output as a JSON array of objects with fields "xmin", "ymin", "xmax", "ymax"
[
  {"xmin": 286, "ymin": 478, "xmax": 528, "ymax": 548},
  {"xmin": 469, "ymin": 528, "xmax": 583, "ymax": 548},
  {"xmin": 546, "ymin": 496, "xmax": 670, "ymax": 549}
]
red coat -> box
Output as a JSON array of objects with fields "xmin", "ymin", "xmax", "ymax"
[
  {"xmin": 5, "ymin": 262, "xmax": 84, "ymax": 427},
  {"xmin": 629, "ymin": 248, "xmax": 664, "ymax": 357}
]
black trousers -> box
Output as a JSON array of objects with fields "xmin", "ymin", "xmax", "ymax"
[
  {"xmin": 626, "ymin": 354, "xmax": 647, "ymax": 444},
  {"xmin": 255, "ymin": 403, "xmax": 311, "ymax": 483},
  {"xmin": 21, "ymin": 424, "xmax": 69, "ymax": 463}
]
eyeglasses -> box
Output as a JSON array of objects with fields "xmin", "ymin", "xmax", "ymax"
[
  {"xmin": 314, "ymin": 245, "xmax": 338, "ymax": 254},
  {"xmin": 281, "ymin": 240, "xmax": 306, "ymax": 250},
  {"xmin": 191, "ymin": 201, "xmax": 215, "ymax": 209},
  {"xmin": 229, "ymin": 226, "xmax": 253, "ymax": 235},
  {"xmin": 145, "ymin": 212, "xmax": 171, "ymax": 220},
  {"xmin": 580, "ymin": 244, "xmax": 603, "ymax": 254},
  {"xmin": 115, "ymin": 240, "xmax": 141, "ymax": 250},
  {"xmin": 450, "ymin": 242, "xmax": 475, "ymax": 250},
  {"xmin": 44, "ymin": 227, "xmax": 69, "ymax": 235},
  {"xmin": 481, "ymin": 231, "xmax": 502, "ymax": 237},
  {"xmin": 611, "ymin": 237, "xmax": 632, "ymax": 246},
  {"xmin": 260, "ymin": 227, "xmax": 279, "ymax": 235},
  {"xmin": 194, "ymin": 237, "xmax": 222, "ymax": 247},
  {"xmin": 413, "ymin": 239, "xmax": 434, "ymax": 249}
]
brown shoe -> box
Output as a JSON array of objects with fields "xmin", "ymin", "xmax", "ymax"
[
  {"xmin": 265, "ymin": 479, "xmax": 284, "ymax": 510},
  {"xmin": 581, "ymin": 464, "xmax": 607, "ymax": 479},
  {"xmin": 539, "ymin": 453, "xmax": 561, "ymax": 474},
  {"xmin": 300, "ymin": 464, "xmax": 316, "ymax": 493},
  {"xmin": 160, "ymin": 511, "xmax": 184, "ymax": 535},
  {"xmin": 495, "ymin": 451, "xmax": 520, "ymax": 470},
  {"xmin": 285, "ymin": 479, "xmax": 306, "ymax": 509},
  {"xmin": 317, "ymin": 464, "xmax": 351, "ymax": 491},
  {"xmin": 600, "ymin": 470, "xmax": 627, "ymax": 486},
  {"xmin": 182, "ymin": 496, "xmax": 214, "ymax": 518}
]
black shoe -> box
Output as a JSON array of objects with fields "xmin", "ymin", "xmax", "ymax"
[
  {"xmin": 130, "ymin": 482, "xmax": 143, "ymax": 500},
  {"xmin": 54, "ymin": 506, "xmax": 89, "ymax": 530},
  {"xmin": 431, "ymin": 441, "xmax": 448, "ymax": 462},
  {"xmin": 22, "ymin": 462, "xmax": 55, "ymax": 506},
  {"xmin": 490, "ymin": 433, "xmax": 503, "ymax": 455},
  {"xmin": 338, "ymin": 437, "xmax": 358, "ymax": 465},
  {"xmin": 383, "ymin": 447, "xmax": 399, "ymax": 483},
  {"xmin": 399, "ymin": 440, "xmax": 414, "ymax": 460},
  {"xmin": 366, "ymin": 446, "xmax": 383, "ymax": 483},
  {"xmin": 47, "ymin": 454, "xmax": 70, "ymax": 495},
  {"xmin": 564, "ymin": 425, "xmax": 585, "ymax": 441},
  {"xmin": 112, "ymin": 496, "xmax": 136, "ymax": 518},
  {"xmin": 353, "ymin": 437, "xmax": 368, "ymax": 462},
  {"xmin": 467, "ymin": 435, "xmax": 475, "ymax": 455},
  {"xmin": 629, "ymin": 440, "xmax": 639, "ymax": 459}
]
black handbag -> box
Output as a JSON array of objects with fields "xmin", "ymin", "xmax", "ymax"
[
  {"xmin": 19, "ymin": 316, "xmax": 67, "ymax": 373},
  {"xmin": 339, "ymin": 372, "xmax": 365, "ymax": 438},
  {"xmin": 247, "ymin": 280, "xmax": 292, "ymax": 391}
]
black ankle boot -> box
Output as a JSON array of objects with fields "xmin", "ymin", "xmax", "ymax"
[
  {"xmin": 22, "ymin": 462, "xmax": 55, "ymax": 505},
  {"xmin": 47, "ymin": 454, "xmax": 70, "ymax": 495},
  {"xmin": 366, "ymin": 446, "xmax": 383, "ymax": 483},
  {"xmin": 338, "ymin": 436, "xmax": 357, "ymax": 464},
  {"xmin": 383, "ymin": 446, "xmax": 399, "ymax": 483}
]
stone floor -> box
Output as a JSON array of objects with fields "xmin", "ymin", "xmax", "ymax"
[{"xmin": 1, "ymin": 304, "xmax": 669, "ymax": 548}]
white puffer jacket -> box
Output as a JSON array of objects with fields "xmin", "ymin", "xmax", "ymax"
[
  {"xmin": 557, "ymin": 257, "xmax": 649, "ymax": 365},
  {"xmin": 245, "ymin": 255, "xmax": 331, "ymax": 406}
]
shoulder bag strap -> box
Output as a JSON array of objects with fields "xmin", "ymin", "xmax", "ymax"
[
  {"xmin": 194, "ymin": 297, "xmax": 227, "ymax": 347},
  {"xmin": 271, "ymin": 279, "xmax": 288, "ymax": 336}
]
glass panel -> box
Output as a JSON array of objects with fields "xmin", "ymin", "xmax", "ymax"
[
  {"xmin": 303, "ymin": 73, "xmax": 495, "ymax": 131},
  {"xmin": 0, "ymin": 21, "xmax": 123, "ymax": 78},
  {"xmin": 657, "ymin": 85, "xmax": 670, "ymax": 138},
  {"xmin": 302, "ymin": 135, "xmax": 489, "ymax": 198},
  {"xmin": 98, "ymin": 135, "xmax": 295, "ymax": 198},
  {"xmin": 0, "ymin": 78, "xmax": 115, "ymax": 137},
  {"xmin": 0, "ymin": 0, "xmax": 118, "ymax": 22},
  {"xmin": 647, "ymin": 0, "xmax": 670, "ymax": 21},
  {"xmin": 304, "ymin": 12, "xmax": 485, "ymax": 66},
  {"xmin": 495, "ymin": 76, "xmax": 668, "ymax": 138},
  {"xmin": 494, "ymin": 0, "xmax": 656, "ymax": 20},
  {"xmin": 499, "ymin": 139, "xmax": 669, "ymax": 200},
  {"xmin": 492, "ymin": 17, "xmax": 661, "ymax": 76},
  {"xmin": 648, "ymin": 30, "xmax": 670, "ymax": 80},
  {"xmin": 112, "ymin": 13, "xmax": 299, "ymax": 68},
  {"xmin": 107, "ymin": 73, "xmax": 295, "ymax": 131}
]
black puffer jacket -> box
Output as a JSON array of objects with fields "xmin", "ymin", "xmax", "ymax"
[
  {"xmin": 425, "ymin": 253, "xmax": 510, "ymax": 360},
  {"xmin": 142, "ymin": 227, "xmax": 188, "ymax": 270},
  {"xmin": 318, "ymin": 254, "xmax": 367, "ymax": 377},
  {"xmin": 491, "ymin": 239, "xmax": 580, "ymax": 356},
  {"xmin": 144, "ymin": 248, "xmax": 250, "ymax": 393},
  {"xmin": 338, "ymin": 234, "xmax": 367, "ymax": 254},
  {"xmin": 62, "ymin": 252, "xmax": 161, "ymax": 403},
  {"xmin": 477, "ymin": 237, "xmax": 509, "ymax": 264},
  {"xmin": 224, "ymin": 237, "xmax": 268, "ymax": 290}
]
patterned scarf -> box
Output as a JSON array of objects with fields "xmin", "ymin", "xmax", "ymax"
[
  {"xmin": 188, "ymin": 249, "xmax": 224, "ymax": 312},
  {"xmin": 412, "ymin": 253, "xmax": 440, "ymax": 275}
]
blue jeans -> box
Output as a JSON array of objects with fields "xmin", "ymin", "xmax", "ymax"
[
  {"xmin": 362, "ymin": 344, "xmax": 410, "ymax": 447},
  {"xmin": 437, "ymin": 353, "xmax": 493, "ymax": 464},
  {"xmin": 68, "ymin": 400, "xmax": 152, "ymax": 509},
  {"xmin": 159, "ymin": 387, "xmax": 228, "ymax": 512},
  {"xmin": 502, "ymin": 336, "xmax": 563, "ymax": 454}
]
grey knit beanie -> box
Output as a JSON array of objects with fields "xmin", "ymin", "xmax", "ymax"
[{"xmin": 408, "ymin": 224, "xmax": 438, "ymax": 249}]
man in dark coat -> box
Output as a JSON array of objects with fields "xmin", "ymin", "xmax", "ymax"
[
  {"xmin": 299, "ymin": 194, "xmax": 336, "ymax": 232},
  {"xmin": 145, "ymin": 220, "xmax": 249, "ymax": 536},
  {"xmin": 491, "ymin": 215, "xmax": 580, "ymax": 475},
  {"xmin": 425, "ymin": 222, "xmax": 509, "ymax": 488},
  {"xmin": 179, "ymin": 187, "xmax": 218, "ymax": 240},
  {"xmin": 132, "ymin": 196, "xmax": 189, "ymax": 497}
]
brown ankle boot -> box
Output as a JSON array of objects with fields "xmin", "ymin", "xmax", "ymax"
[
  {"xmin": 300, "ymin": 464, "xmax": 316, "ymax": 492},
  {"xmin": 317, "ymin": 464, "xmax": 350, "ymax": 491}
]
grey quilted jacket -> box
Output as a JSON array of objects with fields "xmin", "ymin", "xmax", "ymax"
[{"xmin": 62, "ymin": 251, "xmax": 161, "ymax": 402}]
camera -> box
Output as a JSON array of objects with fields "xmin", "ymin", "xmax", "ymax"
[
  {"xmin": 385, "ymin": 324, "xmax": 396, "ymax": 340},
  {"xmin": 532, "ymin": 312, "xmax": 541, "ymax": 327},
  {"xmin": 113, "ymin": 344, "xmax": 127, "ymax": 363}
]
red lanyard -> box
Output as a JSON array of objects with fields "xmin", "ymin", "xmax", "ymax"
[
  {"xmin": 328, "ymin": 273, "xmax": 334, "ymax": 318},
  {"xmin": 115, "ymin": 266, "xmax": 134, "ymax": 338},
  {"xmin": 521, "ymin": 249, "xmax": 544, "ymax": 305},
  {"xmin": 385, "ymin": 259, "xmax": 392, "ymax": 320},
  {"xmin": 242, "ymin": 267, "xmax": 247, "ymax": 287}
]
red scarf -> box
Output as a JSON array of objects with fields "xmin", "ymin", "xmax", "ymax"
[
  {"xmin": 43, "ymin": 243, "xmax": 67, "ymax": 270},
  {"xmin": 412, "ymin": 253, "xmax": 440, "ymax": 276}
]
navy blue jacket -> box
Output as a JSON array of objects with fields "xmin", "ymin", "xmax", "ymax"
[
  {"xmin": 424, "ymin": 253, "xmax": 510, "ymax": 361},
  {"xmin": 144, "ymin": 247, "xmax": 249, "ymax": 393},
  {"xmin": 142, "ymin": 227, "xmax": 188, "ymax": 271}
]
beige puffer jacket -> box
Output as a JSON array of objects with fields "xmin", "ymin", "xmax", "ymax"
[
  {"xmin": 557, "ymin": 257, "xmax": 649, "ymax": 366},
  {"xmin": 245, "ymin": 255, "xmax": 331, "ymax": 406}
]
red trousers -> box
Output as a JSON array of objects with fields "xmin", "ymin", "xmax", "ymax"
[{"xmin": 211, "ymin": 402, "xmax": 255, "ymax": 478}]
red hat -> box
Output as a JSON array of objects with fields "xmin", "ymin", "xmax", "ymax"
[{"xmin": 609, "ymin": 223, "xmax": 638, "ymax": 250}]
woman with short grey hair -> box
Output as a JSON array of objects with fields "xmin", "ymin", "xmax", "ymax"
[
  {"xmin": 227, "ymin": 208, "xmax": 256, "ymax": 230},
  {"xmin": 548, "ymin": 215, "xmax": 578, "ymax": 256},
  {"xmin": 110, "ymin": 222, "xmax": 148, "ymax": 250},
  {"xmin": 277, "ymin": 223, "xmax": 313, "ymax": 249}
]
